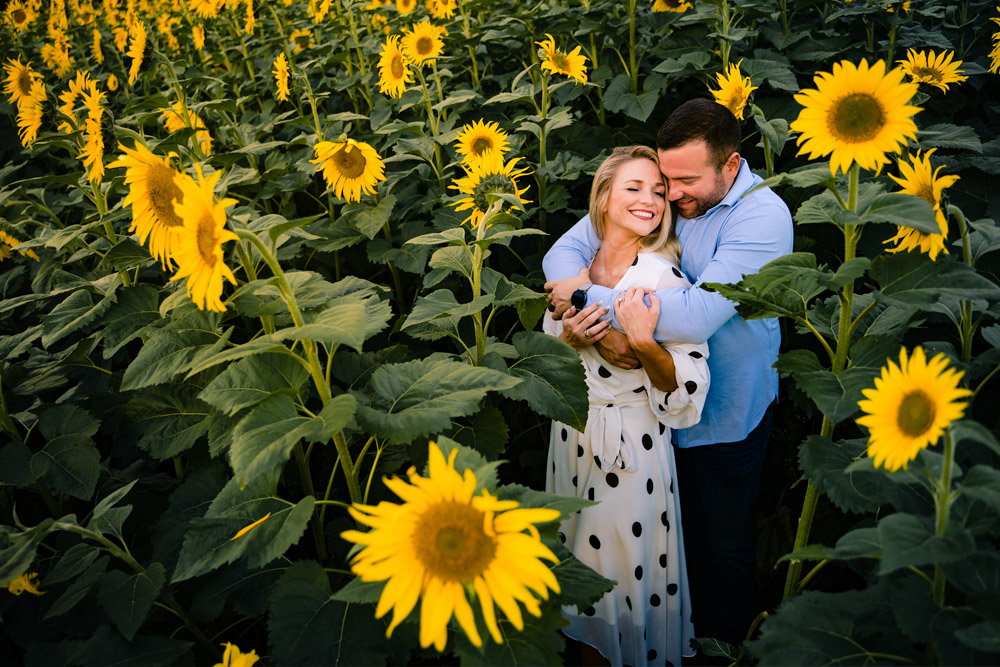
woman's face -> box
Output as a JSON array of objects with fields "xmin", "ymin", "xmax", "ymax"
[{"xmin": 602, "ymin": 158, "xmax": 667, "ymax": 239}]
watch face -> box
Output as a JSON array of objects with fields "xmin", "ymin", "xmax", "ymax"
[{"xmin": 571, "ymin": 289, "xmax": 586, "ymax": 310}]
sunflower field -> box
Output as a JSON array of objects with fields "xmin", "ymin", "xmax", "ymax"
[{"xmin": 2, "ymin": 0, "xmax": 1000, "ymax": 663}]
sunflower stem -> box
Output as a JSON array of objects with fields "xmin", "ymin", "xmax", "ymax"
[
  {"xmin": 301, "ymin": 74, "xmax": 325, "ymax": 141},
  {"xmin": 627, "ymin": 0, "xmax": 638, "ymax": 94},
  {"xmin": 470, "ymin": 200, "xmax": 504, "ymax": 365},
  {"xmin": 949, "ymin": 207, "xmax": 975, "ymax": 368},
  {"xmin": 932, "ymin": 429, "xmax": 956, "ymax": 608},
  {"xmin": 459, "ymin": 2, "xmax": 480, "ymax": 87}
]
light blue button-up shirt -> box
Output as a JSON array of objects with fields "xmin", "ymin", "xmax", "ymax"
[{"xmin": 542, "ymin": 159, "xmax": 793, "ymax": 447}]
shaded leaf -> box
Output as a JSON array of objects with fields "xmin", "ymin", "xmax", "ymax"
[{"xmin": 97, "ymin": 563, "xmax": 166, "ymax": 640}]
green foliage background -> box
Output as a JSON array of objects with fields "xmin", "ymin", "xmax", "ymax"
[{"xmin": 2, "ymin": 0, "xmax": 1000, "ymax": 664}]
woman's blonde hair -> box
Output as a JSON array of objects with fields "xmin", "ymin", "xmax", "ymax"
[{"xmin": 588, "ymin": 145, "xmax": 680, "ymax": 264}]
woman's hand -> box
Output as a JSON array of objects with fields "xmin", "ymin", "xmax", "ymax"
[
  {"xmin": 615, "ymin": 287, "xmax": 659, "ymax": 348},
  {"xmin": 544, "ymin": 268, "xmax": 591, "ymax": 319},
  {"xmin": 559, "ymin": 303, "xmax": 611, "ymax": 349}
]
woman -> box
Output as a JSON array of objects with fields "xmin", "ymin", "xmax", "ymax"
[{"xmin": 543, "ymin": 146, "xmax": 708, "ymax": 667}]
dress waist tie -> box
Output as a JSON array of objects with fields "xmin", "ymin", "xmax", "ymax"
[{"xmin": 581, "ymin": 395, "xmax": 649, "ymax": 473}]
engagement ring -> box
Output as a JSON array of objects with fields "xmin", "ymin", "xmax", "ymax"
[
  {"xmin": 617, "ymin": 296, "xmax": 624, "ymax": 303},
  {"xmin": 584, "ymin": 328, "xmax": 591, "ymax": 338}
]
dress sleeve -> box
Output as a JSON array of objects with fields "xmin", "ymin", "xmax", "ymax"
[
  {"xmin": 542, "ymin": 311, "xmax": 564, "ymax": 338},
  {"xmin": 643, "ymin": 341, "xmax": 710, "ymax": 429}
]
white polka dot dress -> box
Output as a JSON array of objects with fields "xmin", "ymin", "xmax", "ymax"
[{"xmin": 544, "ymin": 251, "xmax": 708, "ymax": 667}]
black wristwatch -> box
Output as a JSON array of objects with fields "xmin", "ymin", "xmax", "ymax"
[{"xmin": 570, "ymin": 284, "xmax": 592, "ymax": 310}]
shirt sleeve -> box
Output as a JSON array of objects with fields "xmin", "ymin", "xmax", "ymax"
[
  {"xmin": 602, "ymin": 199, "xmax": 792, "ymax": 344},
  {"xmin": 541, "ymin": 215, "xmax": 600, "ymax": 281},
  {"xmin": 644, "ymin": 341, "xmax": 710, "ymax": 429}
]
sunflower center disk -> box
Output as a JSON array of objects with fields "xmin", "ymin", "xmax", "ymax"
[
  {"xmin": 196, "ymin": 214, "xmax": 219, "ymax": 266},
  {"xmin": 391, "ymin": 54, "xmax": 404, "ymax": 79},
  {"xmin": 333, "ymin": 145, "xmax": 367, "ymax": 179},
  {"xmin": 413, "ymin": 501, "xmax": 497, "ymax": 583},
  {"xmin": 473, "ymin": 174, "xmax": 517, "ymax": 212},
  {"xmin": 553, "ymin": 53, "xmax": 570, "ymax": 72},
  {"xmin": 148, "ymin": 164, "xmax": 184, "ymax": 227},
  {"xmin": 13, "ymin": 9, "xmax": 25, "ymax": 22},
  {"xmin": 416, "ymin": 37, "xmax": 433, "ymax": 56},
  {"xmin": 471, "ymin": 137, "xmax": 493, "ymax": 156},
  {"xmin": 897, "ymin": 390, "xmax": 936, "ymax": 438},
  {"xmin": 17, "ymin": 71, "xmax": 32, "ymax": 95},
  {"xmin": 912, "ymin": 66, "xmax": 943, "ymax": 83},
  {"xmin": 830, "ymin": 93, "xmax": 885, "ymax": 144}
]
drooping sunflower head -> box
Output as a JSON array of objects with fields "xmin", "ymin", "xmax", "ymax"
[
  {"xmin": 126, "ymin": 19, "xmax": 148, "ymax": 86},
  {"xmin": 454, "ymin": 119, "xmax": 510, "ymax": 168},
  {"xmin": 883, "ymin": 148, "xmax": 959, "ymax": 261},
  {"xmin": 450, "ymin": 151, "xmax": 532, "ymax": 229},
  {"xmin": 310, "ymin": 138, "xmax": 386, "ymax": 203},
  {"xmin": 536, "ymin": 33, "xmax": 588, "ymax": 85},
  {"xmin": 192, "ymin": 24, "xmax": 205, "ymax": 50},
  {"xmin": 341, "ymin": 442, "xmax": 561, "ymax": 651},
  {"xmin": 92, "ymin": 28, "xmax": 105, "ymax": 63},
  {"xmin": 110, "ymin": 140, "xmax": 187, "ymax": 267},
  {"xmin": 16, "ymin": 79, "xmax": 47, "ymax": 147},
  {"xmin": 426, "ymin": 0, "xmax": 455, "ymax": 19},
  {"xmin": 6, "ymin": 572, "xmax": 44, "ymax": 596},
  {"xmin": 57, "ymin": 69, "xmax": 92, "ymax": 133},
  {"xmin": 652, "ymin": 0, "xmax": 693, "ymax": 10},
  {"xmin": 78, "ymin": 81, "xmax": 107, "ymax": 184},
  {"xmin": 898, "ymin": 49, "xmax": 968, "ymax": 93},
  {"xmin": 377, "ymin": 34, "xmax": 412, "ymax": 98},
  {"xmin": 107, "ymin": 73, "xmax": 119, "ymax": 91},
  {"xmin": 401, "ymin": 20, "xmax": 446, "ymax": 66},
  {"xmin": 215, "ymin": 642, "xmax": 259, "ymax": 667},
  {"xmin": 3, "ymin": 56, "xmax": 42, "ymax": 109},
  {"xmin": 289, "ymin": 28, "xmax": 312, "ymax": 52},
  {"xmin": 272, "ymin": 52, "xmax": 290, "ymax": 102},
  {"xmin": 791, "ymin": 58, "xmax": 921, "ymax": 175},
  {"xmin": 0, "ymin": 229, "xmax": 41, "ymax": 262},
  {"xmin": 857, "ymin": 346, "xmax": 971, "ymax": 472},
  {"xmin": 169, "ymin": 166, "xmax": 239, "ymax": 312},
  {"xmin": 5, "ymin": 0, "xmax": 34, "ymax": 31},
  {"xmin": 709, "ymin": 58, "xmax": 757, "ymax": 121}
]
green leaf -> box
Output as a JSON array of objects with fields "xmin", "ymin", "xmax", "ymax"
[
  {"xmin": 268, "ymin": 560, "xmax": 405, "ymax": 666},
  {"xmin": 704, "ymin": 253, "xmax": 830, "ymax": 321},
  {"xmin": 97, "ymin": 563, "xmax": 166, "ymax": 640},
  {"xmin": 183, "ymin": 336, "xmax": 291, "ymax": 378},
  {"xmin": 102, "ymin": 286, "xmax": 161, "ymax": 359},
  {"xmin": 404, "ymin": 227, "xmax": 467, "ymax": 246},
  {"xmin": 795, "ymin": 190, "xmax": 861, "ymax": 227},
  {"xmin": 548, "ymin": 541, "xmax": 615, "ymax": 613},
  {"xmin": 341, "ymin": 194, "xmax": 397, "ymax": 240},
  {"xmin": 451, "ymin": 405, "xmax": 509, "ymax": 461},
  {"xmin": 355, "ymin": 359, "xmax": 521, "ymax": 444},
  {"xmin": 30, "ymin": 405, "xmax": 101, "ymax": 500},
  {"xmin": 91, "ymin": 481, "xmax": 138, "ymax": 527},
  {"xmin": 42, "ymin": 285, "xmax": 119, "ymax": 348},
  {"xmin": 198, "ymin": 352, "xmax": 309, "ymax": 416},
  {"xmin": 172, "ymin": 474, "xmax": 314, "ymax": 582},
  {"xmin": 490, "ymin": 331, "xmax": 589, "ymax": 432},
  {"xmin": 952, "ymin": 420, "xmax": 1000, "ymax": 458},
  {"xmin": 876, "ymin": 512, "xmax": 975, "ymax": 575},
  {"xmin": 316, "ymin": 393, "xmax": 357, "ymax": 441},
  {"xmin": 601, "ymin": 74, "xmax": 658, "ymax": 121},
  {"xmin": 434, "ymin": 435, "xmax": 501, "ymax": 493},
  {"xmin": 72, "ymin": 625, "xmax": 193, "ymax": 667},
  {"xmin": 859, "ymin": 193, "xmax": 938, "ymax": 233},
  {"xmin": 799, "ymin": 436, "xmax": 889, "ymax": 514},
  {"xmin": 127, "ymin": 385, "xmax": 212, "ymax": 460},
  {"xmin": 498, "ymin": 483, "xmax": 597, "ymax": 520},
  {"xmin": 958, "ymin": 465, "xmax": 1000, "ymax": 512},
  {"xmin": 870, "ymin": 252, "xmax": 1000, "ymax": 309},
  {"xmin": 121, "ymin": 328, "xmax": 230, "ymax": 391},
  {"xmin": 0, "ymin": 519, "xmax": 55, "ymax": 587},
  {"xmin": 230, "ymin": 394, "xmax": 324, "ymax": 486},
  {"xmin": 779, "ymin": 527, "xmax": 881, "ymax": 563},
  {"xmin": 918, "ymin": 123, "xmax": 982, "ymax": 151},
  {"xmin": 791, "ymin": 366, "xmax": 878, "ymax": 425},
  {"xmin": 428, "ymin": 244, "xmax": 475, "ymax": 282},
  {"xmin": 331, "ymin": 576, "xmax": 385, "ymax": 604},
  {"xmin": 743, "ymin": 55, "xmax": 799, "ymax": 92},
  {"xmin": 403, "ymin": 290, "xmax": 492, "ymax": 328},
  {"xmin": 827, "ymin": 257, "xmax": 871, "ymax": 291}
]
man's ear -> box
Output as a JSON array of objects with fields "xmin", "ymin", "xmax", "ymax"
[{"xmin": 725, "ymin": 151, "xmax": 741, "ymax": 175}]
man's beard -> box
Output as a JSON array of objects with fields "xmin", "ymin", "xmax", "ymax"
[{"xmin": 681, "ymin": 171, "xmax": 729, "ymax": 218}]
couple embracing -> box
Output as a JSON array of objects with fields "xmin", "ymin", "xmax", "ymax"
[{"xmin": 541, "ymin": 98, "xmax": 793, "ymax": 666}]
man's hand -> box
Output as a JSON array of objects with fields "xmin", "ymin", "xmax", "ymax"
[
  {"xmin": 544, "ymin": 268, "xmax": 590, "ymax": 320},
  {"xmin": 594, "ymin": 327, "xmax": 640, "ymax": 370}
]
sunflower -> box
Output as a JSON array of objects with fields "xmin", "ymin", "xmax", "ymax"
[
  {"xmin": 57, "ymin": 69, "xmax": 92, "ymax": 133},
  {"xmin": 709, "ymin": 58, "xmax": 757, "ymax": 121},
  {"xmin": 0, "ymin": 229, "xmax": 40, "ymax": 262},
  {"xmin": 426, "ymin": 0, "xmax": 456, "ymax": 19},
  {"xmin": 857, "ymin": 347, "xmax": 970, "ymax": 472},
  {"xmin": 91, "ymin": 28, "xmax": 105, "ymax": 63},
  {"xmin": 454, "ymin": 119, "xmax": 509, "ymax": 168},
  {"xmin": 126, "ymin": 20, "xmax": 147, "ymax": 86},
  {"xmin": 377, "ymin": 34, "xmax": 412, "ymax": 98},
  {"xmin": 652, "ymin": 0, "xmax": 693, "ymax": 11},
  {"xmin": 161, "ymin": 102, "xmax": 213, "ymax": 156},
  {"xmin": 16, "ymin": 79, "xmax": 46, "ymax": 147},
  {"xmin": 5, "ymin": 572, "xmax": 44, "ymax": 596},
  {"xmin": 342, "ymin": 442, "xmax": 561, "ymax": 651},
  {"xmin": 3, "ymin": 56, "xmax": 42, "ymax": 109},
  {"xmin": 41, "ymin": 32, "xmax": 74, "ymax": 78},
  {"xmin": 169, "ymin": 166, "xmax": 239, "ymax": 312},
  {"xmin": 110, "ymin": 140, "xmax": 186, "ymax": 267},
  {"xmin": 536, "ymin": 34, "xmax": 588, "ymax": 85},
  {"xmin": 189, "ymin": 0, "xmax": 222, "ymax": 18},
  {"xmin": 311, "ymin": 138, "xmax": 386, "ymax": 202},
  {"xmin": 401, "ymin": 20, "xmax": 446, "ymax": 66},
  {"xmin": 193, "ymin": 24, "xmax": 205, "ymax": 50},
  {"xmin": 883, "ymin": 149, "xmax": 959, "ymax": 261},
  {"xmin": 396, "ymin": 0, "xmax": 415, "ymax": 14},
  {"xmin": 791, "ymin": 58, "xmax": 920, "ymax": 175},
  {"xmin": 78, "ymin": 82, "xmax": 106, "ymax": 184},
  {"xmin": 213, "ymin": 642, "xmax": 258, "ymax": 667},
  {"xmin": 243, "ymin": 0, "xmax": 254, "ymax": 34},
  {"xmin": 5, "ymin": 0, "xmax": 34, "ymax": 31},
  {"xmin": 991, "ymin": 11, "xmax": 1000, "ymax": 75},
  {"xmin": 107, "ymin": 73, "xmax": 119, "ymax": 91},
  {"xmin": 898, "ymin": 49, "xmax": 967, "ymax": 93},
  {"xmin": 113, "ymin": 26, "xmax": 129, "ymax": 52},
  {"xmin": 450, "ymin": 151, "xmax": 532, "ymax": 229},
  {"xmin": 273, "ymin": 52, "xmax": 290, "ymax": 102},
  {"xmin": 289, "ymin": 27, "xmax": 311, "ymax": 52}
]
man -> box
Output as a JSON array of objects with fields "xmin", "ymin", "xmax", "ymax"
[{"xmin": 543, "ymin": 98, "xmax": 793, "ymax": 645}]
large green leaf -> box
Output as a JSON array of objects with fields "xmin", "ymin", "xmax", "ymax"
[
  {"xmin": 780, "ymin": 526, "xmax": 881, "ymax": 564},
  {"xmin": 97, "ymin": 563, "xmax": 166, "ymax": 640},
  {"xmin": 30, "ymin": 404, "xmax": 101, "ymax": 500},
  {"xmin": 870, "ymin": 252, "xmax": 1000, "ymax": 308},
  {"xmin": 230, "ymin": 394, "xmax": 324, "ymax": 486},
  {"xmin": 487, "ymin": 331, "xmax": 589, "ymax": 432},
  {"xmin": 172, "ymin": 472, "xmax": 315, "ymax": 582},
  {"xmin": 859, "ymin": 193, "xmax": 938, "ymax": 232},
  {"xmin": 790, "ymin": 366, "xmax": 878, "ymax": 425},
  {"xmin": 355, "ymin": 359, "xmax": 521, "ymax": 444},
  {"xmin": 102, "ymin": 285, "xmax": 162, "ymax": 359},
  {"xmin": 198, "ymin": 352, "xmax": 309, "ymax": 416},
  {"xmin": 0, "ymin": 518, "xmax": 55, "ymax": 587},
  {"xmin": 798, "ymin": 436, "xmax": 894, "ymax": 514},
  {"xmin": 271, "ymin": 299, "xmax": 370, "ymax": 352},
  {"xmin": 127, "ymin": 385, "xmax": 212, "ymax": 460},
  {"xmin": 268, "ymin": 560, "xmax": 406, "ymax": 666},
  {"xmin": 121, "ymin": 327, "xmax": 230, "ymax": 391},
  {"xmin": 704, "ymin": 253, "xmax": 830, "ymax": 321},
  {"xmin": 403, "ymin": 290, "xmax": 493, "ymax": 328},
  {"xmin": 548, "ymin": 541, "xmax": 615, "ymax": 613},
  {"xmin": 876, "ymin": 512, "xmax": 976, "ymax": 575},
  {"xmin": 41, "ymin": 285, "xmax": 119, "ymax": 348},
  {"xmin": 451, "ymin": 405, "xmax": 509, "ymax": 461}
]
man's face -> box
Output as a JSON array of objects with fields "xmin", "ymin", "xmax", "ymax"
[{"xmin": 657, "ymin": 140, "xmax": 739, "ymax": 219}]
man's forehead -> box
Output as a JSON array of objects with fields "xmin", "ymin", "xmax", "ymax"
[{"xmin": 657, "ymin": 141, "xmax": 712, "ymax": 174}]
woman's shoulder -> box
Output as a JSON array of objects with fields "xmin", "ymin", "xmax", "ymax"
[{"xmin": 636, "ymin": 250, "xmax": 689, "ymax": 288}]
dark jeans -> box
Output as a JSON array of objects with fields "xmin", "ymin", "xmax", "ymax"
[{"xmin": 674, "ymin": 402, "xmax": 774, "ymax": 646}]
